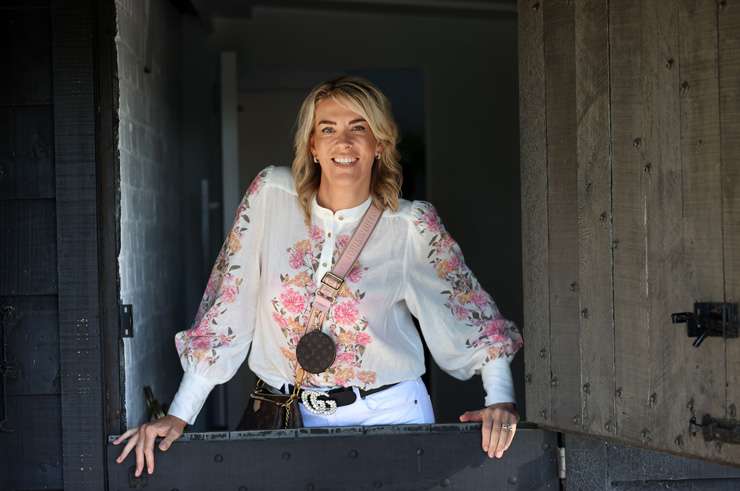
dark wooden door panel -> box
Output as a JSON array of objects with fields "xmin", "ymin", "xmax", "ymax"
[
  {"xmin": 519, "ymin": 0, "xmax": 740, "ymax": 466},
  {"xmin": 0, "ymin": 295, "xmax": 60, "ymax": 396},
  {"xmin": 610, "ymin": 0, "xmax": 651, "ymax": 448},
  {"xmin": 0, "ymin": 394, "xmax": 62, "ymax": 490},
  {"xmin": 720, "ymin": 0, "xmax": 740, "ymax": 436},
  {"xmin": 0, "ymin": 106, "xmax": 55, "ymax": 199},
  {"xmin": 0, "ymin": 200, "xmax": 57, "ymax": 295},
  {"xmin": 574, "ymin": 0, "xmax": 614, "ymax": 438},
  {"xmin": 0, "ymin": 4, "xmax": 52, "ymax": 106},
  {"xmin": 544, "ymin": 0, "xmax": 581, "ymax": 434}
]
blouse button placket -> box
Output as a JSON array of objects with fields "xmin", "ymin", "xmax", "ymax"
[{"xmin": 318, "ymin": 216, "xmax": 337, "ymax": 280}]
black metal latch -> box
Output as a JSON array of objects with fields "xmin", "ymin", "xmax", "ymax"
[
  {"xmin": 671, "ymin": 302, "xmax": 738, "ymax": 347},
  {"xmin": 120, "ymin": 304, "xmax": 133, "ymax": 338},
  {"xmin": 690, "ymin": 414, "xmax": 740, "ymax": 445}
]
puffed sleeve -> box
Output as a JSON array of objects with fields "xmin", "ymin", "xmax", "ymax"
[
  {"xmin": 167, "ymin": 166, "xmax": 273, "ymax": 424},
  {"xmin": 403, "ymin": 201, "xmax": 524, "ymax": 407}
]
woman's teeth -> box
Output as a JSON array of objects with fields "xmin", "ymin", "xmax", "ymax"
[{"xmin": 332, "ymin": 157, "xmax": 358, "ymax": 166}]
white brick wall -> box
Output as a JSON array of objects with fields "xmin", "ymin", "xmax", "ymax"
[{"xmin": 115, "ymin": 0, "xmax": 185, "ymax": 427}]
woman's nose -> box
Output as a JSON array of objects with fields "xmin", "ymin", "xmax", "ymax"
[{"xmin": 336, "ymin": 129, "xmax": 353, "ymax": 146}]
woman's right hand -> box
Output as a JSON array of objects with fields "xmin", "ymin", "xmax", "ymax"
[{"xmin": 112, "ymin": 414, "xmax": 187, "ymax": 477}]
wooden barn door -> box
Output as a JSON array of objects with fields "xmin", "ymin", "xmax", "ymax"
[{"xmin": 519, "ymin": 0, "xmax": 740, "ymax": 466}]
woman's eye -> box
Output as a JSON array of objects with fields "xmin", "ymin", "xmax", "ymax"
[
  {"xmin": 321, "ymin": 127, "xmax": 334, "ymax": 134},
  {"xmin": 352, "ymin": 126, "xmax": 365, "ymax": 131}
]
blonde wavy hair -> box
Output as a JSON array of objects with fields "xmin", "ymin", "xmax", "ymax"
[{"xmin": 291, "ymin": 75, "xmax": 402, "ymax": 225}]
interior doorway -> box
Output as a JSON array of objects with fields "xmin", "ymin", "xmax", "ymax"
[{"xmin": 113, "ymin": 0, "xmax": 521, "ymax": 432}]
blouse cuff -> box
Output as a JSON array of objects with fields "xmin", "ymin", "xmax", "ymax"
[
  {"xmin": 480, "ymin": 355, "xmax": 515, "ymax": 407},
  {"xmin": 167, "ymin": 372, "xmax": 216, "ymax": 425}
]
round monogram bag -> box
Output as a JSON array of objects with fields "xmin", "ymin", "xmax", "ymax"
[{"xmin": 296, "ymin": 330, "xmax": 336, "ymax": 374}]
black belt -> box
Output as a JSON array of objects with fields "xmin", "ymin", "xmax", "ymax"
[{"xmin": 280, "ymin": 382, "xmax": 399, "ymax": 407}]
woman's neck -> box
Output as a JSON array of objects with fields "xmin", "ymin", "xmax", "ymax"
[{"xmin": 316, "ymin": 182, "xmax": 370, "ymax": 213}]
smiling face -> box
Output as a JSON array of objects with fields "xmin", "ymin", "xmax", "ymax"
[{"xmin": 309, "ymin": 97, "xmax": 383, "ymax": 196}]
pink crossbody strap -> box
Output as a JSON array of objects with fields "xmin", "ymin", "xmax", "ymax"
[
  {"xmin": 333, "ymin": 203, "xmax": 383, "ymax": 278},
  {"xmin": 307, "ymin": 202, "xmax": 383, "ymax": 329}
]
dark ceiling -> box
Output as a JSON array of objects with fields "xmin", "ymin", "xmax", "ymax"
[{"xmin": 187, "ymin": 0, "xmax": 518, "ymax": 20}]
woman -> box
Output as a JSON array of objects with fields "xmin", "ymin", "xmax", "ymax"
[{"xmin": 114, "ymin": 76, "xmax": 523, "ymax": 477}]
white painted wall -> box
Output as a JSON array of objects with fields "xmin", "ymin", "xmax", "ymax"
[{"xmin": 116, "ymin": 0, "xmax": 185, "ymax": 427}]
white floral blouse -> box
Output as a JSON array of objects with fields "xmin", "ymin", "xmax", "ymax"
[{"xmin": 167, "ymin": 165, "xmax": 524, "ymax": 425}]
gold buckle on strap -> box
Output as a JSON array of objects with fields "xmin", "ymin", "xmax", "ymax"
[{"xmin": 321, "ymin": 271, "xmax": 344, "ymax": 291}]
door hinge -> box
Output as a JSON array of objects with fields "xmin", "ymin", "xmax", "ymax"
[
  {"xmin": 557, "ymin": 445, "xmax": 566, "ymax": 479},
  {"xmin": 120, "ymin": 304, "xmax": 133, "ymax": 338}
]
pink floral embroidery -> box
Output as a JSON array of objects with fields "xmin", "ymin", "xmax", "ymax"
[
  {"xmin": 288, "ymin": 240, "xmax": 313, "ymax": 270},
  {"xmin": 335, "ymin": 234, "xmax": 350, "ymax": 252},
  {"xmin": 413, "ymin": 202, "xmax": 523, "ymax": 363},
  {"xmin": 272, "ymin": 312, "xmax": 289, "ymax": 329},
  {"xmin": 355, "ymin": 331, "xmax": 371, "ymax": 346},
  {"xmin": 280, "ymin": 288, "xmax": 306, "ymax": 315},
  {"xmin": 357, "ymin": 370, "xmax": 377, "ymax": 385},
  {"xmin": 310, "ymin": 224, "xmax": 324, "ymax": 242},
  {"xmin": 273, "ymin": 227, "xmax": 376, "ymax": 388},
  {"xmin": 347, "ymin": 265, "xmax": 364, "ymax": 283},
  {"xmin": 221, "ymin": 284, "xmax": 239, "ymax": 304},
  {"xmin": 333, "ymin": 301, "xmax": 359, "ymax": 326},
  {"xmin": 246, "ymin": 172, "xmax": 265, "ymax": 196},
  {"xmin": 335, "ymin": 351, "xmax": 356, "ymax": 364},
  {"xmin": 417, "ymin": 205, "xmax": 443, "ymax": 234},
  {"xmin": 471, "ymin": 290, "xmax": 489, "ymax": 309},
  {"xmin": 176, "ymin": 168, "xmax": 270, "ymax": 367},
  {"xmin": 190, "ymin": 336, "xmax": 212, "ymax": 351}
]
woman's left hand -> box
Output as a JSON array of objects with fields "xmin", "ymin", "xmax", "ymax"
[{"xmin": 459, "ymin": 402, "xmax": 519, "ymax": 459}]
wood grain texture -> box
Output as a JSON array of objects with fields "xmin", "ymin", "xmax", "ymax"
[
  {"xmin": 640, "ymin": 0, "xmax": 685, "ymax": 457},
  {"xmin": 0, "ymin": 395, "xmax": 62, "ymax": 490},
  {"xmin": 0, "ymin": 200, "xmax": 58, "ymax": 295},
  {"xmin": 676, "ymin": 0, "xmax": 728, "ymax": 461},
  {"xmin": 720, "ymin": 0, "xmax": 740, "ymax": 463},
  {"xmin": 0, "ymin": 295, "xmax": 60, "ymax": 396},
  {"xmin": 52, "ymin": 0, "xmax": 105, "ymax": 487},
  {"xmin": 609, "ymin": 0, "xmax": 651, "ymax": 444},
  {"xmin": 520, "ymin": 0, "xmax": 740, "ymax": 466},
  {"xmin": 543, "ymin": 0, "xmax": 581, "ymax": 432},
  {"xmin": 519, "ymin": 0, "xmax": 551, "ymax": 425},
  {"xmin": 574, "ymin": 0, "xmax": 615, "ymax": 437},
  {"xmin": 94, "ymin": 0, "xmax": 124, "ymax": 436},
  {"xmin": 0, "ymin": 106, "xmax": 55, "ymax": 199}
]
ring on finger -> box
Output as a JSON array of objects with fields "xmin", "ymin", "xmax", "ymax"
[{"xmin": 500, "ymin": 423, "xmax": 514, "ymax": 431}]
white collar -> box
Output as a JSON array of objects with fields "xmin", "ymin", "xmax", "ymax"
[{"xmin": 310, "ymin": 193, "xmax": 373, "ymax": 223}]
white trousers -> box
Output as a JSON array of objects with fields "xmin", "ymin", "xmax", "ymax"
[{"xmin": 298, "ymin": 378, "xmax": 436, "ymax": 427}]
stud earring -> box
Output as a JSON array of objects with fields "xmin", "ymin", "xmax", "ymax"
[{"xmin": 313, "ymin": 156, "xmax": 319, "ymax": 164}]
